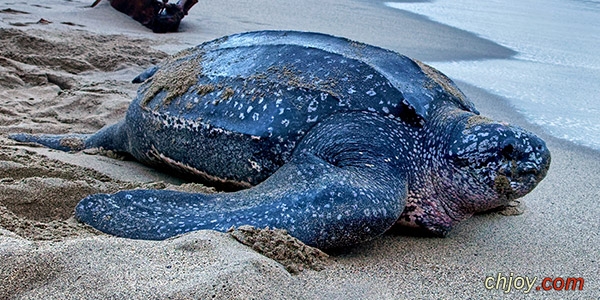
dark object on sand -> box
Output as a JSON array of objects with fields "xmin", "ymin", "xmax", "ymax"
[
  {"xmin": 10, "ymin": 31, "xmax": 551, "ymax": 249},
  {"xmin": 91, "ymin": 0, "xmax": 197, "ymax": 33}
]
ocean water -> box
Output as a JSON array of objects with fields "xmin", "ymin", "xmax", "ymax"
[{"xmin": 386, "ymin": 0, "xmax": 600, "ymax": 151}]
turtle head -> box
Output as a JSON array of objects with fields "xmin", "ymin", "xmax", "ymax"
[
  {"xmin": 446, "ymin": 115, "xmax": 551, "ymax": 207},
  {"xmin": 398, "ymin": 113, "xmax": 551, "ymax": 236},
  {"xmin": 432, "ymin": 114, "xmax": 550, "ymax": 234}
]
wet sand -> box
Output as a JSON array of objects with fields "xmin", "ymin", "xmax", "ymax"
[{"xmin": 0, "ymin": 0, "xmax": 597, "ymax": 298}]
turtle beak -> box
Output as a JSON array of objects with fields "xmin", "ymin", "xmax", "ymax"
[{"xmin": 497, "ymin": 127, "xmax": 551, "ymax": 198}]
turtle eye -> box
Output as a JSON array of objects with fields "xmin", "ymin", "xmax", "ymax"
[
  {"xmin": 501, "ymin": 143, "xmax": 514, "ymax": 158},
  {"xmin": 500, "ymin": 138, "xmax": 517, "ymax": 158}
]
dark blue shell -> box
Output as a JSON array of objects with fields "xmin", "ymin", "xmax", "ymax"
[
  {"xmin": 127, "ymin": 31, "xmax": 477, "ymax": 186},
  {"xmin": 138, "ymin": 31, "xmax": 476, "ymax": 135}
]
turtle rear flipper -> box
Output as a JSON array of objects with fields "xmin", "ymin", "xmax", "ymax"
[
  {"xmin": 9, "ymin": 132, "xmax": 92, "ymax": 152},
  {"xmin": 9, "ymin": 120, "xmax": 129, "ymax": 153},
  {"xmin": 75, "ymin": 112, "xmax": 409, "ymax": 248}
]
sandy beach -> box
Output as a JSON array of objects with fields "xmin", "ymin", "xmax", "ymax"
[{"xmin": 1, "ymin": 0, "xmax": 598, "ymax": 298}]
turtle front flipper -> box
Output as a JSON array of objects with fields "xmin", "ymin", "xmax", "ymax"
[
  {"xmin": 132, "ymin": 65, "xmax": 159, "ymax": 83},
  {"xmin": 75, "ymin": 112, "xmax": 410, "ymax": 249},
  {"xmin": 9, "ymin": 120, "xmax": 129, "ymax": 153}
]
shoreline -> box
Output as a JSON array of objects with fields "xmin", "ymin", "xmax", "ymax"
[
  {"xmin": 1, "ymin": 0, "xmax": 598, "ymax": 298},
  {"xmin": 364, "ymin": 0, "xmax": 518, "ymax": 61}
]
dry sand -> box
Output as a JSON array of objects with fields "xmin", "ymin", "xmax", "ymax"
[{"xmin": 0, "ymin": 0, "xmax": 598, "ymax": 299}]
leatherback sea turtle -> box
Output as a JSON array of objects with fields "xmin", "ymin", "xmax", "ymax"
[{"xmin": 10, "ymin": 31, "xmax": 550, "ymax": 249}]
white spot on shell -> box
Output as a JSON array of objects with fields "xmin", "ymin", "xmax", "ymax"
[{"xmin": 308, "ymin": 100, "xmax": 318, "ymax": 113}]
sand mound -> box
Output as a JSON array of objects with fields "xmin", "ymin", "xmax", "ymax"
[
  {"xmin": 0, "ymin": 28, "xmax": 167, "ymax": 74},
  {"xmin": 0, "ymin": 28, "xmax": 167, "ymax": 135},
  {"xmin": 0, "ymin": 28, "xmax": 173, "ymax": 241},
  {"xmin": 0, "ymin": 145, "xmax": 128, "ymax": 240},
  {"xmin": 230, "ymin": 226, "xmax": 330, "ymax": 274},
  {"xmin": 0, "ymin": 231, "xmax": 300, "ymax": 299}
]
